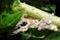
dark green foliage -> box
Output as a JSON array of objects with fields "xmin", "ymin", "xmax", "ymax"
[
  {"xmin": 0, "ymin": 0, "xmax": 13, "ymax": 12},
  {"xmin": 20, "ymin": 29, "xmax": 50, "ymax": 40},
  {"xmin": 21, "ymin": 0, "xmax": 51, "ymax": 7},
  {"xmin": 39, "ymin": 4, "xmax": 56, "ymax": 13}
]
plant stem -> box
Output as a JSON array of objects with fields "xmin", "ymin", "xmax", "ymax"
[{"xmin": 20, "ymin": 3, "xmax": 60, "ymax": 27}]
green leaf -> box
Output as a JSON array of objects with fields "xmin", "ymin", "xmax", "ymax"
[
  {"xmin": 0, "ymin": 0, "xmax": 24, "ymax": 31},
  {"xmin": 0, "ymin": 10, "xmax": 24, "ymax": 32},
  {"xmin": 44, "ymin": 31, "xmax": 60, "ymax": 40},
  {"xmin": 0, "ymin": 10, "xmax": 24, "ymax": 28}
]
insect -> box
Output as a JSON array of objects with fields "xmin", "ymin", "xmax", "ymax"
[{"xmin": 12, "ymin": 14, "xmax": 58, "ymax": 35}]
